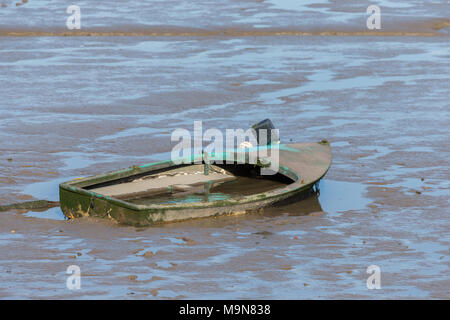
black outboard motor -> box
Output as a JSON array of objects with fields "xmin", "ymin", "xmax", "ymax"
[{"xmin": 251, "ymin": 119, "xmax": 279, "ymax": 146}]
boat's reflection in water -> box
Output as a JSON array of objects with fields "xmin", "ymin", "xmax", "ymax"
[
  {"xmin": 262, "ymin": 188, "xmax": 323, "ymax": 217},
  {"xmin": 263, "ymin": 178, "xmax": 371, "ymax": 219}
]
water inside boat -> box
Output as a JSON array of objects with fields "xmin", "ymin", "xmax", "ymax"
[{"xmin": 87, "ymin": 164, "xmax": 293, "ymax": 206}]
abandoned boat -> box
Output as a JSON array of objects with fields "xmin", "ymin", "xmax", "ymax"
[{"xmin": 59, "ymin": 121, "xmax": 331, "ymax": 226}]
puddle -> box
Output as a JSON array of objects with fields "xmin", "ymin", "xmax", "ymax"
[
  {"xmin": 23, "ymin": 177, "xmax": 76, "ymax": 201},
  {"xmin": 19, "ymin": 177, "xmax": 74, "ymax": 221},
  {"xmin": 55, "ymin": 152, "xmax": 99, "ymax": 170},
  {"xmin": 318, "ymin": 180, "xmax": 371, "ymax": 214},
  {"xmin": 23, "ymin": 206, "xmax": 67, "ymax": 221},
  {"xmin": 258, "ymin": 72, "xmax": 449, "ymax": 105},
  {"xmin": 97, "ymin": 127, "xmax": 161, "ymax": 141},
  {"xmin": 267, "ymin": 0, "xmax": 330, "ymax": 12},
  {"xmin": 358, "ymin": 146, "xmax": 393, "ymax": 160}
]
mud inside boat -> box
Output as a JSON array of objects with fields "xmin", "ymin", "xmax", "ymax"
[{"xmin": 86, "ymin": 164, "xmax": 294, "ymax": 206}]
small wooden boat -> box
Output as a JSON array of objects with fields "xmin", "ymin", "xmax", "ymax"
[{"xmin": 59, "ymin": 122, "xmax": 331, "ymax": 226}]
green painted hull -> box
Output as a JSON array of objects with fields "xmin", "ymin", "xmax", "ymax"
[{"xmin": 59, "ymin": 141, "xmax": 331, "ymax": 226}]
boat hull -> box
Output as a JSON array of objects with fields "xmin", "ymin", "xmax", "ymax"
[{"xmin": 59, "ymin": 141, "xmax": 331, "ymax": 226}]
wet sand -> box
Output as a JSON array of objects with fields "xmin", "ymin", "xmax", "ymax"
[{"xmin": 0, "ymin": 0, "xmax": 449, "ymax": 299}]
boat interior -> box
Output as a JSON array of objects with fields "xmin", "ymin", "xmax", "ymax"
[{"xmin": 85, "ymin": 163, "xmax": 295, "ymax": 205}]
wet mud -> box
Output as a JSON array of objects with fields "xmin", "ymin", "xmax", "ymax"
[{"xmin": 0, "ymin": 0, "xmax": 449, "ymax": 299}]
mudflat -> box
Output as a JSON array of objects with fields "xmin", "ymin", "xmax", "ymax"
[{"xmin": 0, "ymin": 0, "xmax": 448, "ymax": 299}]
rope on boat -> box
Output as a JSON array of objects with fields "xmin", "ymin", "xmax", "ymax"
[{"xmin": 0, "ymin": 200, "xmax": 60, "ymax": 212}]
